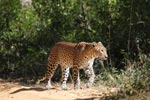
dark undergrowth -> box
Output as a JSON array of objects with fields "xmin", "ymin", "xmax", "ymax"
[{"xmin": 95, "ymin": 54, "xmax": 150, "ymax": 100}]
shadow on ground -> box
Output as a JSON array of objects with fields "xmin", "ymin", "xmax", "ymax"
[
  {"xmin": 75, "ymin": 97, "xmax": 100, "ymax": 100},
  {"xmin": 10, "ymin": 87, "xmax": 47, "ymax": 94}
]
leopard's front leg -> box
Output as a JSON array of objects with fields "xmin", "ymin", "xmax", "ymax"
[
  {"xmin": 85, "ymin": 67, "xmax": 95, "ymax": 88},
  {"xmin": 72, "ymin": 66, "xmax": 80, "ymax": 89},
  {"xmin": 84, "ymin": 58, "xmax": 95, "ymax": 88}
]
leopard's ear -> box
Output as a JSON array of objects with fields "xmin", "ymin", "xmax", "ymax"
[
  {"xmin": 80, "ymin": 44, "xmax": 86, "ymax": 51},
  {"xmin": 75, "ymin": 42, "xmax": 86, "ymax": 51},
  {"xmin": 98, "ymin": 41, "xmax": 102, "ymax": 45},
  {"xmin": 92, "ymin": 42, "xmax": 97, "ymax": 47},
  {"xmin": 86, "ymin": 42, "xmax": 96, "ymax": 48}
]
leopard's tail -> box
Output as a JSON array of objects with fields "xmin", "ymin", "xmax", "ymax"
[
  {"xmin": 36, "ymin": 75, "xmax": 46, "ymax": 85},
  {"xmin": 36, "ymin": 70, "xmax": 52, "ymax": 85}
]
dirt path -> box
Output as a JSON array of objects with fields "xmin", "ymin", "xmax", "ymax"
[{"xmin": 0, "ymin": 79, "xmax": 119, "ymax": 100}]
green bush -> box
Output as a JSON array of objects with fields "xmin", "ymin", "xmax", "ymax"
[{"xmin": 96, "ymin": 54, "xmax": 150, "ymax": 98}]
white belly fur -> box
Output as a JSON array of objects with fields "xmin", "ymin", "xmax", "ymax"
[{"xmin": 87, "ymin": 58, "xmax": 95, "ymax": 68}]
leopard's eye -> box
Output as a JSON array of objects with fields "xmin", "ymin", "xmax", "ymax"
[{"xmin": 101, "ymin": 50, "xmax": 104, "ymax": 52}]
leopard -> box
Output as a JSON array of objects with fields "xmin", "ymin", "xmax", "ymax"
[{"xmin": 36, "ymin": 41, "xmax": 108, "ymax": 90}]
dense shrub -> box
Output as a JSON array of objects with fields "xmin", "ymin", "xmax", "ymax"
[{"xmin": 96, "ymin": 54, "xmax": 150, "ymax": 99}]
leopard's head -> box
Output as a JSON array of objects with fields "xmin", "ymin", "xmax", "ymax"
[
  {"xmin": 75, "ymin": 42, "xmax": 108, "ymax": 61},
  {"xmin": 92, "ymin": 42, "xmax": 108, "ymax": 61}
]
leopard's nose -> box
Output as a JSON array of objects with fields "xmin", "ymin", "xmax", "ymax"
[{"xmin": 105, "ymin": 56, "xmax": 108, "ymax": 59}]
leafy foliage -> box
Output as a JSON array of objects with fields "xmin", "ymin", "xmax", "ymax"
[
  {"xmin": 96, "ymin": 54, "xmax": 150, "ymax": 99},
  {"xmin": 0, "ymin": 0, "xmax": 150, "ymax": 98}
]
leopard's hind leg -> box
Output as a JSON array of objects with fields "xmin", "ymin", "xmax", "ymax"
[
  {"xmin": 61, "ymin": 67, "xmax": 70, "ymax": 90},
  {"xmin": 45, "ymin": 61, "xmax": 58, "ymax": 89},
  {"xmin": 38, "ymin": 52, "xmax": 58, "ymax": 89}
]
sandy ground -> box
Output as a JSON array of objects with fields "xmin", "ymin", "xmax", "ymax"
[{"xmin": 0, "ymin": 79, "xmax": 119, "ymax": 100}]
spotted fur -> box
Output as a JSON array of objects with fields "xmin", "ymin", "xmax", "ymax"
[{"xmin": 36, "ymin": 42, "xmax": 108, "ymax": 90}]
